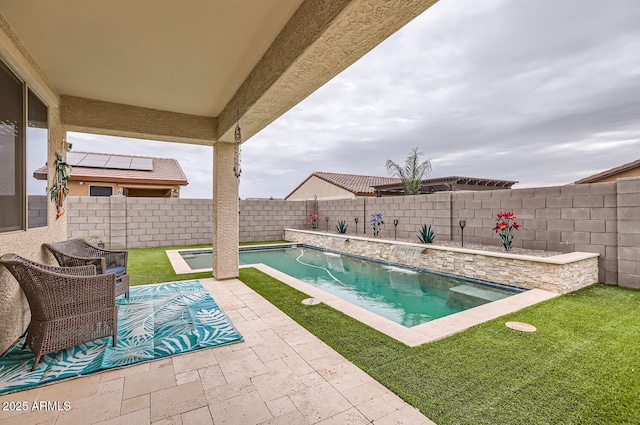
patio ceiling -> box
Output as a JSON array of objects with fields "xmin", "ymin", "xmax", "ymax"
[{"xmin": 0, "ymin": 0, "xmax": 439, "ymax": 144}]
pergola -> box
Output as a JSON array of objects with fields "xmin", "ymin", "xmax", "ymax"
[
  {"xmin": 373, "ymin": 176, "xmax": 518, "ymax": 196},
  {"xmin": 0, "ymin": 0, "xmax": 439, "ymax": 352}
]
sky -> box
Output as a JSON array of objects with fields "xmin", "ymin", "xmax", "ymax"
[{"xmin": 68, "ymin": 0, "xmax": 640, "ymax": 199}]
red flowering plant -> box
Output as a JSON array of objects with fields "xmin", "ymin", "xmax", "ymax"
[
  {"xmin": 493, "ymin": 211, "xmax": 521, "ymax": 251},
  {"xmin": 309, "ymin": 212, "xmax": 318, "ymax": 230}
]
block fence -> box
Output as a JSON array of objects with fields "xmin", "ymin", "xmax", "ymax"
[{"xmin": 66, "ymin": 177, "xmax": 640, "ymax": 289}]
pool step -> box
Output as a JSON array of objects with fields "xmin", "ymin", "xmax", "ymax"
[{"xmin": 448, "ymin": 285, "xmax": 507, "ymax": 307}]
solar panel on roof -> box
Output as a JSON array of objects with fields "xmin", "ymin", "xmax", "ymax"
[
  {"xmin": 79, "ymin": 154, "xmax": 109, "ymax": 168},
  {"xmin": 66, "ymin": 152, "xmax": 86, "ymax": 166},
  {"xmin": 130, "ymin": 158, "xmax": 153, "ymax": 171},
  {"xmin": 105, "ymin": 157, "xmax": 132, "ymax": 169},
  {"xmin": 80, "ymin": 159, "xmax": 110, "ymax": 167},
  {"xmin": 66, "ymin": 152, "xmax": 154, "ymax": 171}
]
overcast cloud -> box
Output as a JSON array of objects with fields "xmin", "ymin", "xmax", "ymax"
[{"xmin": 69, "ymin": 0, "xmax": 640, "ymax": 199}]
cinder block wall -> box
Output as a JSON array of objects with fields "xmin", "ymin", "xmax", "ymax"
[
  {"xmin": 616, "ymin": 177, "xmax": 640, "ymax": 289},
  {"xmin": 313, "ymin": 193, "xmax": 452, "ymax": 241},
  {"xmin": 239, "ymin": 199, "xmax": 307, "ymax": 242},
  {"xmin": 66, "ymin": 197, "xmax": 305, "ymax": 248},
  {"xmin": 27, "ymin": 195, "xmax": 48, "ymax": 228},
  {"xmin": 450, "ymin": 183, "xmax": 619, "ymax": 284},
  {"xmin": 67, "ymin": 197, "xmax": 213, "ymax": 249},
  {"xmin": 66, "ymin": 196, "xmax": 111, "ymax": 245},
  {"xmin": 66, "ymin": 178, "xmax": 640, "ymax": 288}
]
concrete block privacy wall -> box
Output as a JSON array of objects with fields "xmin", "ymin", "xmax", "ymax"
[
  {"xmin": 66, "ymin": 197, "xmax": 307, "ymax": 249},
  {"xmin": 66, "ymin": 177, "xmax": 640, "ymax": 288},
  {"xmin": 66, "ymin": 197, "xmax": 214, "ymax": 249},
  {"xmin": 616, "ymin": 178, "xmax": 640, "ymax": 289},
  {"xmin": 27, "ymin": 195, "xmax": 48, "ymax": 229}
]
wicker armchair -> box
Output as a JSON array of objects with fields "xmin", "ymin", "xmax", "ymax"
[
  {"xmin": 44, "ymin": 239, "xmax": 129, "ymax": 298},
  {"xmin": 0, "ymin": 254, "xmax": 117, "ymax": 371}
]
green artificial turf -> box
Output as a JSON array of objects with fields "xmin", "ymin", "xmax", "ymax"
[
  {"xmin": 239, "ymin": 267, "xmax": 640, "ymax": 425},
  {"xmin": 126, "ymin": 241, "xmax": 288, "ymax": 286}
]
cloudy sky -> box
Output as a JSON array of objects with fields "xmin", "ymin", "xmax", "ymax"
[{"xmin": 68, "ymin": 0, "xmax": 640, "ymax": 199}]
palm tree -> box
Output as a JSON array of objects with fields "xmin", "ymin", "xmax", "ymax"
[{"xmin": 385, "ymin": 147, "xmax": 432, "ymax": 195}]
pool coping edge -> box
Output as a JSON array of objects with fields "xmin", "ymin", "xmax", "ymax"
[{"xmin": 245, "ymin": 263, "xmax": 559, "ymax": 347}]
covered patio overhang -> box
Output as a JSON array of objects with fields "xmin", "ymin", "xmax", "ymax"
[
  {"xmin": 1, "ymin": 0, "xmax": 439, "ymax": 275},
  {"xmin": 0, "ymin": 0, "xmax": 439, "ymax": 352}
]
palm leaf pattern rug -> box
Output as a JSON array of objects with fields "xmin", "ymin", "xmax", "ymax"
[{"xmin": 0, "ymin": 280, "xmax": 243, "ymax": 394}]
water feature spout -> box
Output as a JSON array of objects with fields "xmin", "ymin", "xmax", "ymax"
[
  {"xmin": 328, "ymin": 236, "xmax": 348, "ymax": 251},
  {"xmin": 391, "ymin": 245, "xmax": 424, "ymax": 263}
]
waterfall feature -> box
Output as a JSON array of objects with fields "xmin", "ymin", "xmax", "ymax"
[
  {"xmin": 391, "ymin": 245, "xmax": 424, "ymax": 264},
  {"xmin": 328, "ymin": 237, "xmax": 348, "ymax": 251},
  {"xmin": 326, "ymin": 254, "xmax": 345, "ymax": 273}
]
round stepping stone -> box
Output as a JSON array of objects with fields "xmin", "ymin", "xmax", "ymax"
[
  {"xmin": 505, "ymin": 322, "xmax": 537, "ymax": 332},
  {"xmin": 301, "ymin": 298, "xmax": 322, "ymax": 305}
]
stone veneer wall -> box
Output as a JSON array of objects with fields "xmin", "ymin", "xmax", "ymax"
[
  {"xmin": 66, "ymin": 178, "xmax": 640, "ymax": 289},
  {"xmin": 284, "ymin": 229, "xmax": 599, "ymax": 294}
]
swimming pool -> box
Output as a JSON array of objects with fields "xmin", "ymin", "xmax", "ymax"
[{"xmin": 178, "ymin": 246, "xmax": 521, "ymax": 327}]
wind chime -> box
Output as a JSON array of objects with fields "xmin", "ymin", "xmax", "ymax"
[{"xmin": 233, "ymin": 115, "xmax": 242, "ymax": 178}]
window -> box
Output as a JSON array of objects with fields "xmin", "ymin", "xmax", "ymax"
[
  {"xmin": 0, "ymin": 59, "xmax": 49, "ymax": 233},
  {"xmin": 0, "ymin": 60, "xmax": 25, "ymax": 233},
  {"xmin": 90, "ymin": 186, "xmax": 113, "ymax": 197},
  {"xmin": 27, "ymin": 90, "xmax": 49, "ymax": 229}
]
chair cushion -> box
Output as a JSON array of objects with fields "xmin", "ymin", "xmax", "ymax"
[{"xmin": 106, "ymin": 266, "xmax": 126, "ymax": 275}]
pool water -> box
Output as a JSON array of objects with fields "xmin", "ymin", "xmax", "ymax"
[
  {"xmin": 180, "ymin": 247, "xmax": 520, "ymax": 327},
  {"xmin": 181, "ymin": 247, "xmax": 520, "ymax": 327}
]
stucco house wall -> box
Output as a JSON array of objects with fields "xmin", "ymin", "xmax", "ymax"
[
  {"xmin": 0, "ymin": 22, "xmax": 67, "ymax": 354},
  {"xmin": 575, "ymin": 159, "xmax": 640, "ymax": 184},
  {"xmin": 588, "ymin": 167, "xmax": 640, "ymax": 183},
  {"xmin": 286, "ymin": 175, "xmax": 355, "ymax": 200},
  {"xmin": 67, "ymin": 180, "xmax": 181, "ymax": 197}
]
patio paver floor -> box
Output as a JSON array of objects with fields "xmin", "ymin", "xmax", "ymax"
[{"xmin": 0, "ymin": 278, "xmax": 435, "ymax": 425}]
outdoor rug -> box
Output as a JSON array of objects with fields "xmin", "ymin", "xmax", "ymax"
[{"xmin": 0, "ymin": 280, "xmax": 243, "ymax": 394}]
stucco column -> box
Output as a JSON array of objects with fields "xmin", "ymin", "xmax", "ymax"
[{"xmin": 212, "ymin": 141, "xmax": 239, "ymax": 279}]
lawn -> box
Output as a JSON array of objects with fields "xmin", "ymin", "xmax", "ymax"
[
  {"xmin": 127, "ymin": 245, "xmax": 640, "ymax": 424},
  {"xmin": 126, "ymin": 241, "xmax": 288, "ymax": 286},
  {"xmin": 239, "ymin": 267, "xmax": 640, "ymax": 425}
]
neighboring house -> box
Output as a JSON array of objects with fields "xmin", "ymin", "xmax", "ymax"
[
  {"xmin": 285, "ymin": 172, "xmax": 401, "ymax": 200},
  {"xmin": 33, "ymin": 152, "xmax": 188, "ymax": 198},
  {"xmin": 285, "ymin": 172, "xmax": 517, "ymax": 200},
  {"xmin": 574, "ymin": 159, "xmax": 640, "ymax": 184}
]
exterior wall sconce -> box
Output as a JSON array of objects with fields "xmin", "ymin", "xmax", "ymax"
[
  {"xmin": 97, "ymin": 240, "xmax": 105, "ymax": 248},
  {"xmin": 354, "ymin": 217, "xmax": 359, "ymax": 235},
  {"xmin": 325, "ymin": 216, "xmax": 329, "ymax": 231},
  {"xmin": 459, "ymin": 220, "xmax": 466, "ymax": 247},
  {"xmin": 393, "ymin": 219, "xmax": 399, "ymax": 240}
]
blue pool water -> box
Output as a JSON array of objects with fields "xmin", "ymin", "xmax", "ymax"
[{"xmin": 180, "ymin": 246, "xmax": 521, "ymax": 327}]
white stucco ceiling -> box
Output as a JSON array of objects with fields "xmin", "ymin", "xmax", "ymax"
[{"xmin": 0, "ymin": 0, "xmax": 303, "ymax": 117}]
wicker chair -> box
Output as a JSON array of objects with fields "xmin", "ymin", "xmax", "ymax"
[
  {"xmin": 0, "ymin": 254, "xmax": 118, "ymax": 371},
  {"xmin": 44, "ymin": 239, "xmax": 129, "ymax": 298}
]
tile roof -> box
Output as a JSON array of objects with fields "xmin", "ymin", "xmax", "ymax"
[
  {"xmin": 33, "ymin": 152, "xmax": 188, "ymax": 185},
  {"xmin": 286, "ymin": 172, "xmax": 401, "ymax": 199},
  {"xmin": 574, "ymin": 159, "xmax": 640, "ymax": 184}
]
